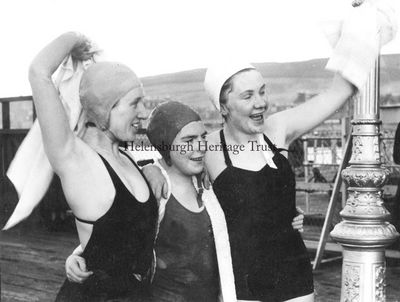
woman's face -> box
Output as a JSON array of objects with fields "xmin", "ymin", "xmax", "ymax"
[
  {"xmin": 108, "ymin": 86, "xmax": 147, "ymax": 141},
  {"xmin": 169, "ymin": 121, "xmax": 207, "ymax": 176},
  {"xmin": 223, "ymin": 69, "xmax": 269, "ymax": 134}
]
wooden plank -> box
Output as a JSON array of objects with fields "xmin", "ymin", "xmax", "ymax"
[
  {"xmin": 2, "ymin": 102, "xmax": 10, "ymax": 129},
  {"xmin": 386, "ymin": 249, "xmax": 400, "ymax": 259},
  {"xmin": 313, "ymin": 136, "xmax": 352, "ymax": 270},
  {"xmin": 0, "ymin": 129, "xmax": 30, "ymax": 135},
  {"xmin": 1, "ymin": 228, "xmax": 399, "ymax": 302},
  {"xmin": 1, "ymin": 240, "xmax": 78, "ymax": 258},
  {"xmin": 296, "ymin": 182, "xmax": 333, "ymax": 192},
  {"xmin": 1, "ymin": 232, "xmax": 77, "ymax": 248},
  {"xmin": 1, "ymin": 246, "xmax": 68, "ymax": 267},
  {"xmin": 1, "ymin": 245, "xmax": 70, "ymax": 279},
  {"xmin": 1, "ymin": 284, "xmax": 53, "ymax": 302},
  {"xmin": 305, "ymin": 240, "xmax": 343, "ymax": 252},
  {"xmin": 2, "ymin": 260, "xmax": 66, "ymax": 281},
  {"xmin": 305, "ymin": 240, "xmax": 400, "ymax": 259},
  {"xmin": 1, "ymin": 229, "xmax": 79, "ymax": 245},
  {"xmin": 2, "ymin": 272, "xmax": 62, "ymax": 295},
  {"xmin": 318, "ymin": 256, "xmax": 343, "ymax": 265},
  {"xmin": 0, "ymin": 96, "xmax": 33, "ymax": 103},
  {"xmin": 1, "ymin": 229, "xmax": 74, "ymax": 302}
]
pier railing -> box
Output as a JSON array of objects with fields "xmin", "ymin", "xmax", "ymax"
[{"xmin": 1, "ymin": 96, "xmax": 399, "ymax": 244}]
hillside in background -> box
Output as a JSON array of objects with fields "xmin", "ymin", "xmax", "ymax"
[
  {"xmin": 141, "ymin": 54, "xmax": 400, "ymax": 109},
  {"xmin": 1, "ymin": 54, "xmax": 399, "ymax": 129}
]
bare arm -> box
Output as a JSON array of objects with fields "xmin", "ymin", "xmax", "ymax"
[
  {"xmin": 267, "ymin": 74, "xmax": 354, "ymax": 146},
  {"xmin": 142, "ymin": 164, "xmax": 169, "ymax": 201},
  {"xmin": 28, "ymin": 32, "xmax": 91, "ymax": 172}
]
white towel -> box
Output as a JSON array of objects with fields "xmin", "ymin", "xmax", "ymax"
[
  {"xmin": 325, "ymin": 0, "xmax": 397, "ymax": 90},
  {"xmin": 3, "ymin": 56, "xmax": 91, "ymax": 230}
]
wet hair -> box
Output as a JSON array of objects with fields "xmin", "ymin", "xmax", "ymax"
[{"xmin": 218, "ymin": 68, "xmax": 255, "ymax": 120}]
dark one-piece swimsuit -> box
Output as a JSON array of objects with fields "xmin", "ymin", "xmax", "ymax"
[
  {"xmin": 212, "ymin": 130, "xmax": 314, "ymax": 301},
  {"xmin": 56, "ymin": 150, "xmax": 158, "ymax": 302},
  {"xmin": 150, "ymin": 194, "xmax": 219, "ymax": 302}
]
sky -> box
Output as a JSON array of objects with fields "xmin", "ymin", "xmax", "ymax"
[{"xmin": 1, "ymin": 0, "xmax": 399, "ymax": 97}]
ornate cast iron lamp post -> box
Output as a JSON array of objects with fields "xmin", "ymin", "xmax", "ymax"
[{"xmin": 330, "ymin": 51, "xmax": 399, "ymax": 301}]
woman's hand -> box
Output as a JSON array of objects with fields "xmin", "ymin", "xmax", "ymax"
[
  {"xmin": 292, "ymin": 206, "xmax": 305, "ymax": 233},
  {"xmin": 70, "ymin": 34, "xmax": 99, "ymax": 62},
  {"xmin": 66, "ymin": 254, "xmax": 93, "ymax": 283},
  {"xmin": 142, "ymin": 165, "xmax": 169, "ymax": 201}
]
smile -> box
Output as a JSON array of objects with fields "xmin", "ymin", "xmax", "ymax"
[
  {"xmin": 190, "ymin": 156, "xmax": 204, "ymax": 162},
  {"xmin": 250, "ymin": 113, "xmax": 264, "ymax": 121},
  {"xmin": 131, "ymin": 122, "xmax": 141, "ymax": 130}
]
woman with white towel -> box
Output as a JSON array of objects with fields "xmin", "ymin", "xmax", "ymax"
[{"xmin": 28, "ymin": 32, "xmax": 158, "ymax": 301}]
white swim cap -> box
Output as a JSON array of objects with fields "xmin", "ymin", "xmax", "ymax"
[{"xmin": 204, "ymin": 62, "xmax": 255, "ymax": 111}]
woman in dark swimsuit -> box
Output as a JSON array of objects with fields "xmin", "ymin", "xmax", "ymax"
[
  {"xmin": 66, "ymin": 101, "xmax": 237, "ymax": 301},
  {"xmin": 146, "ymin": 101, "xmax": 235, "ymax": 302},
  {"xmin": 56, "ymin": 150, "xmax": 157, "ymax": 301},
  {"xmin": 28, "ymin": 32, "xmax": 158, "ymax": 301},
  {"xmin": 203, "ymin": 64, "xmax": 355, "ymax": 301}
]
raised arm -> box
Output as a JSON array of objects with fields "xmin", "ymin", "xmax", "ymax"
[
  {"xmin": 268, "ymin": 74, "xmax": 354, "ymax": 146},
  {"xmin": 28, "ymin": 32, "xmax": 92, "ymax": 172}
]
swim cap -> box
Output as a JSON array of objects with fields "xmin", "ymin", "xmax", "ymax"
[
  {"xmin": 147, "ymin": 101, "xmax": 201, "ymax": 164},
  {"xmin": 79, "ymin": 62, "xmax": 142, "ymax": 129},
  {"xmin": 204, "ymin": 62, "xmax": 255, "ymax": 111}
]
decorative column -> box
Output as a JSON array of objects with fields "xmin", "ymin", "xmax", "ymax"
[{"xmin": 330, "ymin": 55, "xmax": 399, "ymax": 301}]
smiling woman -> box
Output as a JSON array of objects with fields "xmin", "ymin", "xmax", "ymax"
[
  {"xmin": 203, "ymin": 60, "xmax": 356, "ymax": 301},
  {"xmin": 106, "ymin": 87, "xmax": 147, "ymax": 141},
  {"xmin": 25, "ymin": 32, "xmax": 158, "ymax": 301},
  {"xmin": 145, "ymin": 101, "xmax": 234, "ymax": 302},
  {"xmin": 220, "ymin": 69, "xmax": 269, "ymax": 135},
  {"xmin": 64, "ymin": 101, "xmax": 238, "ymax": 302}
]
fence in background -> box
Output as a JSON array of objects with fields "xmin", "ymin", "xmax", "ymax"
[{"xmin": 1, "ymin": 97, "xmax": 399, "ymax": 243}]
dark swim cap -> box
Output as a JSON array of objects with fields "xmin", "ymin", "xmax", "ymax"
[{"xmin": 147, "ymin": 101, "xmax": 201, "ymax": 165}]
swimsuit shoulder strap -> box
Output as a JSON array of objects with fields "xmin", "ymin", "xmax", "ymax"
[
  {"xmin": 262, "ymin": 134, "xmax": 289, "ymax": 153},
  {"xmin": 119, "ymin": 149, "xmax": 140, "ymax": 169},
  {"xmin": 119, "ymin": 149, "xmax": 155, "ymax": 194},
  {"xmin": 74, "ymin": 153, "xmax": 118, "ymax": 225},
  {"xmin": 74, "ymin": 216, "xmax": 95, "ymax": 224},
  {"xmin": 219, "ymin": 129, "xmax": 232, "ymax": 167}
]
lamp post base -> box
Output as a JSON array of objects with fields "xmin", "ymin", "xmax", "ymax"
[{"xmin": 340, "ymin": 248, "xmax": 386, "ymax": 302}]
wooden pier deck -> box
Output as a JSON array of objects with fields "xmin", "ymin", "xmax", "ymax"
[
  {"xmin": 1, "ymin": 224, "xmax": 400, "ymax": 302},
  {"xmin": 1, "ymin": 226, "xmax": 79, "ymax": 302},
  {"xmin": 1, "ymin": 190, "xmax": 399, "ymax": 301}
]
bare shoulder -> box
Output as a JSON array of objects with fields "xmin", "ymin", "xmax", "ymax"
[
  {"xmin": 57, "ymin": 139, "xmax": 102, "ymax": 188},
  {"xmin": 55, "ymin": 137, "xmax": 96, "ymax": 175},
  {"xmin": 58, "ymin": 141, "xmax": 114, "ymax": 219},
  {"xmin": 265, "ymin": 112, "xmax": 289, "ymax": 148},
  {"xmin": 206, "ymin": 129, "xmax": 220, "ymax": 144}
]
